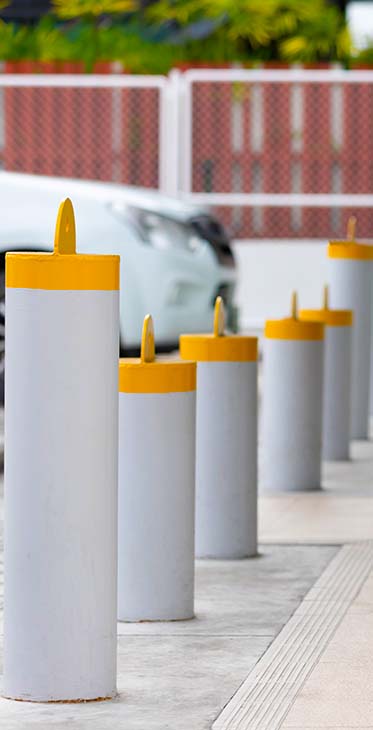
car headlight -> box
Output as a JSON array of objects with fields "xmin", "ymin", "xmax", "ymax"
[{"xmin": 109, "ymin": 202, "xmax": 203, "ymax": 254}]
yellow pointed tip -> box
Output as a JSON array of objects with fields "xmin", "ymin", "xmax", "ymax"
[
  {"xmin": 141, "ymin": 314, "xmax": 155, "ymax": 363},
  {"xmin": 347, "ymin": 215, "xmax": 357, "ymax": 242},
  {"xmin": 213, "ymin": 296, "xmax": 225, "ymax": 337},
  {"xmin": 291, "ymin": 291, "xmax": 298, "ymax": 320},
  {"xmin": 323, "ymin": 284, "xmax": 329, "ymax": 311},
  {"xmin": 54, "ymin": 198, "xmax": 76, "ymax": 255}
]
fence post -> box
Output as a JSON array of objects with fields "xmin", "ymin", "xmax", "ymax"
[{"xmin": 159, "ymin": 69, "xmax": 181, "ymax": 196}]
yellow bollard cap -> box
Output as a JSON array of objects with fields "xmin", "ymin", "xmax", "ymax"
[
  {"xmin": 119, "ymin": 315, "xmax": 196, "ymax": 394},
  {"xmin": 179, "ymin": 297, "xmax": 258, "ymax": 362},
  {"xmin": 265, "ymin": 291, "xmax": 324, "ymax": 340},
  {"xmin": 299, "ymin": 285, "xmax": 353, "ymax": 327},
  {"xmin": 6, "ymin": 198, "xmax": 119, "ymax": 290},
  {"xmin": 328, "ymin": 216, "xmax": 373, "ymax": 261}
]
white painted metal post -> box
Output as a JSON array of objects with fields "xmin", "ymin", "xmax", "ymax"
[
  {"xmin": 327, "ymin": 221, "xmax": 373, "ymax": 440},
  {"xmin": 159, "ymin": 70, "xmax": 182, "ymax": 196},
  {"xmin": 180, "ymin": 71, "xmax": 193, "ymax": 195},
  {"xmin": 261, "ymin": 293, "xmax": 324, "ymax": 491},
  {"xmin": 3, "ymin": 199, "xmax": 120, "ymax": 702},
  {"xmin": 180, "ymin": 298, "xmax": 258, "ymax": 559},
  {"xmin": 118, "ymin": 315, "xmax": 196, "ymax": 621},
  {"xmin": 300, "ymin": 287, "xmax": 353, "ymax": 461}
]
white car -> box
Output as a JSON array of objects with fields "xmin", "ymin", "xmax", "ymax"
[{"xmin": 0, "ymin": 172, "xmax": 237, "ymax": 385}]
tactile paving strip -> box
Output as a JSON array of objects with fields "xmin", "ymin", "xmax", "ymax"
[{"xmin": 214, "ymin": 541, "xmax": 373, "ymax": 730}]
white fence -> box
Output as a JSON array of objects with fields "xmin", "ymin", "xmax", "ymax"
[{"xmin": 1, "ymin": 69, "xmax": 373, "ymax": 238}]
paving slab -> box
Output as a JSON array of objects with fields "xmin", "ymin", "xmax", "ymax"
[
  {"xmin": 214, "ymin": 542, "xmax": 373, "ymax": 730},
  {"xmin": 259, "ymin": 439, "xmax": 373, "ymax": 544},
  {"xmin": 0, "ymin": 425, "xmax": 372, "ymax": 727},
  {"xmin": 280, "ymin": 549, "xmax": 373, "ymax": 729},
  {"xmin": 0, "ymin": 539, "xmax": 336, "ymax": 729},
  {"xmin": 214, "ymin": 434, "xmax": 373, "ymax": 729}
]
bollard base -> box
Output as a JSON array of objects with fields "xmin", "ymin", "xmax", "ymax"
[
  {"xmin": 196, "ymin": 551, "xmax": 259, "ymax": 560},
  {"xmin": 323, "ymin": 455, "xmax": 350, "ymax": 463},
  {"xmin": 119, "ymin": 613, "xmax": 195, "ymax": 624},
  {"xmin": 261, "ymin": 484, "xmax": 322, "ymax": 493},
  {"xmin": 2, "ymin": 694, "xmax": 115, "ymax": 704}
]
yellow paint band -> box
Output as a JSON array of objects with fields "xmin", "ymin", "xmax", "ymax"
[
  {"xmin": 179, "ymin": 334, "xmax": 258, "ymax": 362},
  {"xmin": 6, "ymin": 252, "xmax": 120, "ymax": 291},
  {"xmin": 265, "ymin": 318, "xmax": 324, "ymax": 340},
  {"xmin": 328, "ymin": 241, "xmax": 373, "ymax": 261},
  {"xmin": 299, "ymin": 308, "xmax": 353, "ymax": 327},
  {"xmin": 119, "ymin": 359, "xmax": 196, "ymax": 394}
]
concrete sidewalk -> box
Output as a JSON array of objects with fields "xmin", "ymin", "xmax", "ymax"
[
  {"xmin": 282, "ymin": 567, "xmax": 373, "ymax": 729},
  {"xmin": 0, "ymin": 436, "xmax": 372, "ymax": 728},
  {"xmin": 260, "ymin": 438, "xmax": 373, "ymax": 544}
]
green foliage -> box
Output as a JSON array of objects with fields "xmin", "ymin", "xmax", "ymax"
[
  {"xmin": 52, "ymin": 0, "xmax": 135, "ymax": 19},
  {"xmin": 279, "ymin": 4, "xmax": 351, "ymax": 62},
  {"xmin": 0, "ymin": 17, "xmax": 71, "ymax": 62},
  {"xmin": 146, "ymin": 0, "xmax": 351, "ymax": 63},
  {"xmin": 0, "ymin": 0, "xmax": 355, "ymax": 71},
  {"xmin": 352, "ymin": 44, "xmax": 373, "ymax": 66}
]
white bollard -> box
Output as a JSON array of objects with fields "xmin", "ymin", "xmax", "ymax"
[
  {"xmin": 300, "ymin": 287, "xmax": 353, "ymax": 461},
  {"xmin": 370, "ymin": 291, "xmax": 373, "ymax": 419},
  {"xmin": 261, "ymin": 292, "xmax": 324, "ymax": 492},
  {"xmin": 179, "ymin": 297, "xmax": 258, "ymax": 559},
  {"xmin": 118, "ymin": 315, "xmax": 196, "ymax": 622},
  {"xmin": 4, "ymin": 199, "xmax": 120, "ymax": 702},
  {"xmin": 327, "ymin": 218, "xmax": 373, "ymax": 440}
]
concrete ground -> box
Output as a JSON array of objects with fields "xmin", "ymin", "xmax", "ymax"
[
  {"xmin": 260, "ymin": 439, "xmax": 373, "ymax": 544},
  {"xmin": 0, "ymin": 535, "xmax": 335, "ymax": 728},
  {"xmin": 0, "ymin": 431, "xmax": 372, "ymax": 728}
]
